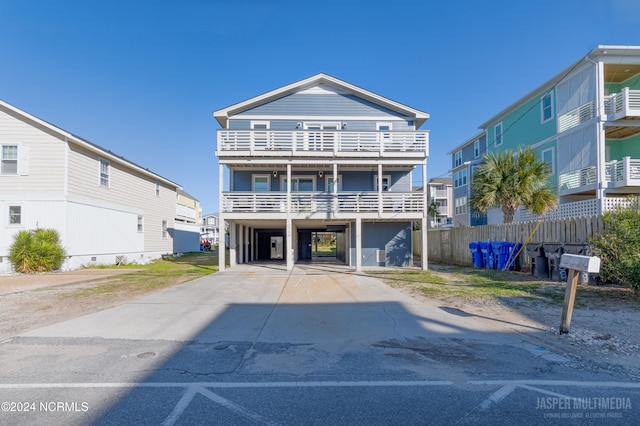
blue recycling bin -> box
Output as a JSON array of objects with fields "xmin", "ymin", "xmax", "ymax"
[
  {"xmin": 469, "ymin": 241, "xmax": 484, "ymax": 268},
  {"xmin": 491, "ymin": 241, "xmax": 505, "ymax": 270},
  {"xmin": 480, "ymin": 241, "xmax": 494, "ymax": 269}
]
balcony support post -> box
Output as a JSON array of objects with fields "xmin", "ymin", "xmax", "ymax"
[
  {"xmin": 229, "ymin": 222, "xmax": 237, "ymax": 268},
  {"xmin": 218, "ymin": 163, "xmax": 226, "ymax": 271},
  {"xmin": 355, "ymin": 217, "xmax": 362, "ymax": 272},
  {"xmin": 286, "ymin": 217, "xmax": 293, "ymax": 271}
]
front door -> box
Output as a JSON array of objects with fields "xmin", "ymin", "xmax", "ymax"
[{"xmin": 298, "ymin": 231, "xmax": 312, "ymax": 260}]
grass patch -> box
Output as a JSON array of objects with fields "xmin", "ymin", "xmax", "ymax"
[
  {"xmin": 368, "ymin": 264, "xmax": 640, "ymax": 308},
  {"xmin": 68, "ymin": 252, "xmax": 218, "ymax": 299}
]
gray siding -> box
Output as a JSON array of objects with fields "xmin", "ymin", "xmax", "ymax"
[
  {"xmin": 233, "ymin": 170, "xmax": 412, "ymax": 192},
  {"xmin": 238, "ymin": 93, "xmax": 404, "ymax": 117},
  {"xmin": 351, "ymin": 222, "xmax": 412, "ymax": 267}
]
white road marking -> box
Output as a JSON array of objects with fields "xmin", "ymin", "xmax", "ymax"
[
  {"xmin": 0, "ymin": 380, "xmax": 454, "ymax": 389},
  {"xmin": 479, "ymin": 385, "xmax": 515, "ymax": 411}
]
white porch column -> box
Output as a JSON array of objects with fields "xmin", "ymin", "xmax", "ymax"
[
  {"xmin": 595, "ymin": 60, "xmax": 606, "ymax": 215},
  {"xmin": 238, "ymin": 225, "xmax": 244, "ymax": 264},
  {"xmin": 378, "ymin": 164, "xmax": 383, "ymax": 214},
  {"xmin": 218, "ymin": 163, "xmax": 225, "ymax": 271},
  {"xmin": 229, "ymin": 222, "xmax": 237, "ymax": 268},
  {"xmin": 286, "ymin": 218, "xmax": 293, "ymax": 271},
  {"xmin": 422, "ymin": 160, "xmax": 428, "ymax": 270},
  {"xmin": 333, "ymin": 163, "xmax": 338, "ymax": 214},
  {"xmin": 355, "ymin": 217, "xmax": 362, "ymax": 272},
  {"xmin": 250, "ymin": 227, "xmax": 255, "ymax": 261}
]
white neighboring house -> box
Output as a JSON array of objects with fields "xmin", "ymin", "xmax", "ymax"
[
  {"xmin": 201, "ymin": 213, "xmax": 220, "ymax": 245},
  {"xmin": 0, "ymin": 99, "xmax": 182, "ymax": 274}
]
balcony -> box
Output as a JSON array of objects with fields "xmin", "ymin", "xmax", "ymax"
[
  {"xmin": 217, "ymin": 130, "xmax": 429, "ymax": 158},
  {"xmin": 176, "ymin": 204, "xmax": 197, "ymax": 223},
  {"xmin": 558, "ymin": 157, "xmax": 640, "ymax": 195},
  {"xmin": 222, "ymin": 192, "xmax": 425, "ymax": 216},
  {"xmin": 605, "ymin": 157, "xmax": 640, "ymax": 188},
  {"xmin": 605, "ymin": 88, "xmax": 640, "ymax": 121},
  {"xmin": 604, "ymin": 88, "xmax": 640, "ymax": 138}
]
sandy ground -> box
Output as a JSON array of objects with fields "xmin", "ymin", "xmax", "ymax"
[{"xmin": 0, "ymin": 266, "xmax": 639, "ymax": 379}]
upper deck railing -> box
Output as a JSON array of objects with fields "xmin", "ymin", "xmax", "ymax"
[{"xmin": 217, "ymin": 130, "xmax": 429, "ymax": 157}]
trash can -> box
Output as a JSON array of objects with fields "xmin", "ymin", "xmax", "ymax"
[
  {"xmin": 499, "ymin": 242, "xmax": 519, "ymax": 271},
  {"xmin": 491, "ymin": 241, "xmax": 504, "ymax": 270},
  {"xmin": 469, "ymin": 242, "xmax": 484, "ymax": 268},
  {"xmin": 542, "ymin": 243, "xmax": 563, "ymax": 281},
  {"xmin": 525, "ymin": 243, "xmax": 548, "ymax": 278},
  {"xmin": 480, "ymin": 241, "xmax": 493, "ymax": 269}
]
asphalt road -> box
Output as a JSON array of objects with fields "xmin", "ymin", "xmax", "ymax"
[{"xmin": 0, "ymin": 263, "xmax": 638, "ymax": 425}]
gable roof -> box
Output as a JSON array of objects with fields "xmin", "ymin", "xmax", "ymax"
[
  {"xmin": 0, "ymin": 99, "xmax": 181, "ymax": 189},
  {"xmin": 213, "ymin": 73, "xmax": 430, "ymax": 128}
]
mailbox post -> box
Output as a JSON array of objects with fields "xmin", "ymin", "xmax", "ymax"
[{"xmin": 558, "ymin": 254, "xmax": 601, "ymax": 334}]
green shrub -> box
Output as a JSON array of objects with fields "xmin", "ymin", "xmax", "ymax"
[
  {"xmin": 8, "ymin": 228, "xmax": 67, "ymax": 273},
  {"xmin": 590, "ymin": 198, "xmax": 640, "ymax": 291}
]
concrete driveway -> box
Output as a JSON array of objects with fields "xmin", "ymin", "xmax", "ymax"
[{"xmin": 23, "ymin": 262, "xmax": 513, "ymax": 345}]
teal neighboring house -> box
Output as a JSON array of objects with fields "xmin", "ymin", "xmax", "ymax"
[{"xmin": 459, "ymin": 45, "xmax": 640, "ymax": 224}]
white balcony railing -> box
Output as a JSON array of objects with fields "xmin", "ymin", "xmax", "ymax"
[
  {"xmin": 217, "ymin": 130, "xmax": 429, "ymax": 157},
  {"xmin": 222, "ymin": 192, "xmax": 424, "ymax": 214},
  {"xmin": 558, "ymin": 157, "xmax": 640, "ymax": 193},
  {"xmin": 176, "ymin": 204, "xmax": 197, "ymax": 222},
  {"xmin": 605, "ymin": 157, "xmax": 640, "ymax": 188},
  {"xmin": 557, "ymin": 101, "xmax": 595, "ymax": 133},
  {"xmin": 604, "ymin": 87, "xmax": 640, "ymax": 120}
]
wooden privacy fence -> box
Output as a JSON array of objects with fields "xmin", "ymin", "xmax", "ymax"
[{"xmin": 414, "ymin": 215, "xmax": 605, "ymax": 267}]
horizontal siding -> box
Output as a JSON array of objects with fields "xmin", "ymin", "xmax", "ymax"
[
  {"xmin": 67, "ymin": 144, "xmax": 175, "ymax": 253},
  {"xmin": 351, "ymin": 221, "xmax": 412, "ymax": 267},
  {"xmin": 228, "ymin": 119, "xmax": 413, "ymax": 131},
  {"xmin": 66, "ymin": 200, "xmax": 144, "ymax": 255},
  {"xmin": 232, "ymin": 170, "xmax": 412, "ymax": 192},
  {"xmin": 237, "ymin": 93, "xmax": 404, "ymax": 118},
  {"xmin": 0, "ymin": 108, "xmax": 66, "ymax": 195}
]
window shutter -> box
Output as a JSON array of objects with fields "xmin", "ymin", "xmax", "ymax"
[{"xmin": 18, "ymin": 145, "xmax": 29, "ymax": 175}]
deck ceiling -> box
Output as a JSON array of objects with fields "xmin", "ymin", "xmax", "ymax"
[
  {"xmin": 604, "ymin": 64, "xmax": 640, "ymax": 83},
  {"xmin": 605, "ymin": 121, "xmax": 640, "ymax": 139}
]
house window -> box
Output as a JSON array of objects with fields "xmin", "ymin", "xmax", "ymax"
[
  {"xmin": 1, "ymin": 145, "xmax": 18, "ymax": 175},
  {"xmin": 283, "ymin": 176, "xmax": 315, "ymax": 192},
  {"xmin": 542, "ymin": 148, "xmax": 555, "ymax": 175},
  {"xmin": 455, "ymin": 197, "xmax": 467, "ymax": 215},
  {"xmin": 374, "ymin": 175, "xmax": 391, "ymax": 191},
  {"xmin": 494, "ymin": 122, "xmax": 503, "ymax": 147},
  {"xmin": 137, "ymin": 215, "xmax": 143, "ymax": 232},
  {"xmin": 9, "ymin": 205, "xmax": 21, "ymax": 225},
  {"xmin": 252, "ymin": 175, "xmax": 270, "ymax": 192},
  {"xmin": 99, "ymin": 159, "xmax": 110, "ymax": 187},
  {"xmin": 162, "ymin": 220, "xmax": 168, "ymax": 239},
  {"xmin": 155, "ymin": 182, "xmax": 160, "ymax": 197},
  {"xmin": 541, "ymin": 92, "xmax": 554, "ymax": 123},
  {"xmin": 454, "ymin": 169, "xmax": 468, "ymax": 188},
  {"xmin": 326, "ymin": 175, "xmax": 342, "ymax": 192},
  {"xmin": 454, "ymin": 151, "xmax": 462, "ymax": 167},
  {"xmin": 474, "ymin": 140, "xmax": 480, "ymax": 158}
]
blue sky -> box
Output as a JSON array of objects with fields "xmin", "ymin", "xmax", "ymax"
[{"xmin": 2, "ymin": 0, "xmax": 639, "ymax": 214}]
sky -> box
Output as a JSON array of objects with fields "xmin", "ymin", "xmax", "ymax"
[{"xmin": 2, "ymin": 0, "xmax": 640, "ymax": 215}]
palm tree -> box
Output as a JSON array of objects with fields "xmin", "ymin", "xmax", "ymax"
[
  {"xmin": 427, "ymin": 200, "xmax": 439, "ymax": 228},
  {"xmin": 470, "ymin": 146, "xmax": 556, "ymax": 223}
]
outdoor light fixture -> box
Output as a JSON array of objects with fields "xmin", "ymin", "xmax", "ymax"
[
  {"xmin": 296, "ymin": 123, "xmax": 301, "ymax": 129},
  {"xmin": 318, "ymin": 171, "xmax": 324, "ymax": 179},
  {"xmin": 342, "ymin": 123, "xmax": 347, "ymax": 129},
  {"xmin": 273, "ymin": 171, "xmax": 278, "ymax": 178}
]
